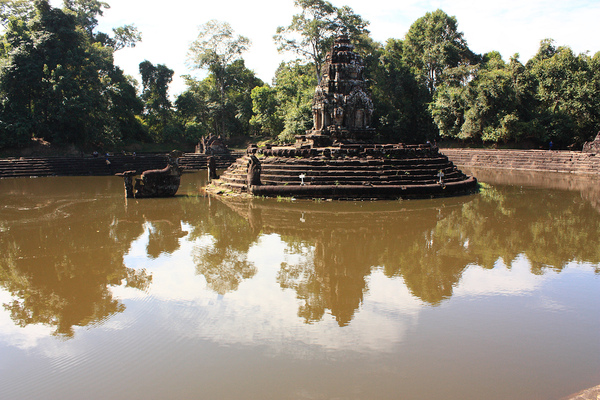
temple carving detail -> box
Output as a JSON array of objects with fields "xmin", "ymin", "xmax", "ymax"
[
  {"xmin": 303, "ymin": 35, "xmax": 375, "ymax": 145},
  {"xmin": 209, "ymin": 35, "xmax": 478, "ymax": 200}
]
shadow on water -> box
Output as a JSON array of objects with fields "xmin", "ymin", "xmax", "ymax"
[{"xmin": 1, "ymin": 170, "xmax": 599, "ymax": 335}]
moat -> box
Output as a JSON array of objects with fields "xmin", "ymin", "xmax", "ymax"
[{"xmin": 0, "ymin": 170, "xmax": 599, "ymax": 399}]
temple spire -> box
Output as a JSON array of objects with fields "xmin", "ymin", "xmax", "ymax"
[{"xmin": 306, "ymin": 35, "xmax": 375, "ymax": 144}]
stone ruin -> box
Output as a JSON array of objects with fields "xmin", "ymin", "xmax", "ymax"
[
  {"xmin": 118, "ymin": 150, "xmax": 183, "ymax": 198},
  {"xmin": 583, "ymin": 132, "xmax": 600, "ymax": 153},
  {"xmin": 196, "ymin": 135, "xmax": 229, "ymax": 155},
  {"xmin": 207, "ymin": 36, "xmax": 478, "ymax": 200},
  {"xmin": 296, "ymin": 35, "xmax": 375, "ymax": 147}
]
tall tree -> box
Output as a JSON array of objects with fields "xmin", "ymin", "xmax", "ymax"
[
  {"xmin": 250, "ymin": 84, "xmax": 283, "ymax": 138},
  {"xmin": 0, "ymin": 0, "xmax": 143, "ymax": 148},
  {"xmin": 257, "ymin": 61, "xmax": 316, "ymax": 142},
  {"xmin": 139, "ymin": 60, "xmax": 174, "ymax": 142},
  {"xmin": 527, "ymin": 40, "xmax": 600, "ymax": 146},
  {"xmin": 368, "ymin": 38, "xmax": 434, "ymax": 143},
  {"xmin": 274, "ymin": 0, "xmax": 369, "ymax": 83},
  {"xmin": 187, "ymin": 20, "xmax": 251, "ymax": 137},
  {"xmin": 188, "ymin": 20, "xmax": 250, "ymax": 101},
  {"xmin": 176, "ymin": 59, "xmax": 262, "ymax": 141},
  {"xmin": 430, "ymin": 51, "xmax": 540, "ymax": 143},
  {"xmin": 403, "ymin": 9, "xmax": 477, "ymax": 95}
]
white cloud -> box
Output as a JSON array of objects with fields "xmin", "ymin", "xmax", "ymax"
[{"xmin": 454, "ymin": 255, "xmax": 549, "ymax": 298}]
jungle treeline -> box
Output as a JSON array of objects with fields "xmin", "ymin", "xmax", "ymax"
[{"xmin": 1, "ymin": 0, "xmax": 599, "ymax": 151}]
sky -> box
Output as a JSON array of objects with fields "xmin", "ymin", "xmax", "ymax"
[{"xmin": 50, "ymin": 0, "xmax": 600, "ymax": 96}]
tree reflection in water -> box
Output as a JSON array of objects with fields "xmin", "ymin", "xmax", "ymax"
[
  {"xmin": 191, "ymin": 202, "xmax": 258, "ymax": 294},
  {"xmin": 1, "ymin": 173, "xmax": 599, "ymax": 337},
  {"xmin": 0, "ymin": 192, "xmax": 151, "ymax": 337},
  {"xmin": 217, "ymin": 181, "xmax": 600, "ymax": 324}
]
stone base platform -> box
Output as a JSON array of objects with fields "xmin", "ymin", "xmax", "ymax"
[{"xmin": 208, "ymin": 144, "xmax": 478, "ymax": 200}]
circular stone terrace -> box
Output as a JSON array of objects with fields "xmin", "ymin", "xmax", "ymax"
[
  {"xmin": 206, "ymin": 143, "xmax": 478, "ymax": 200},
  {"xmin": 206, "ymin": 35, "xmax": 478, "ymax": 200}
]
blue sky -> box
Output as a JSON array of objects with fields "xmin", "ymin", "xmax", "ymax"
[{"xmin": 49, "ymin": 0, "xmax": 600, "ymax": 96}]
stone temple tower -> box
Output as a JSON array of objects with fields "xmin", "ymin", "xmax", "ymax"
[
  {"xmin": 299, "ymin": 35, "xmax": 376, "ymax": 147},
  {"xmin": 211, "ymin": 35, "xmax": 478, "ymax": 200}
]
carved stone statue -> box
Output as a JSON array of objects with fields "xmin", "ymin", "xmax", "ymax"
[
  {"xmin": 119, "ymin": 150, "xmax": 183, "ymax": 198},
  {"xmin": 207, "ymin": 156, "xmax": 218, "ymax": 181},
  {"xmin": 247, "ymin": 155, "xmax": 261, "ymax": 188},
  {"xmin": 196, "ymin": 135, "xmax": 229, "ymax": 155},
  {"xmin": 583, "ymin": 132, "xmax": 600, "ymax": 153}
]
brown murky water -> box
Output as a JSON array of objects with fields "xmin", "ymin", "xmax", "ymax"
[{"xmin": 0, "ymin": 170, "xmax": 599, "ymax": 399}]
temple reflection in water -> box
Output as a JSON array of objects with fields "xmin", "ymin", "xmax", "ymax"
[
  {"xmin": 1, "ymin": 172, "xmax": 599, "ymax": 400},
  {"xmin": 1, "ymin": 173, "xmax": 598, "ymax": 335}
]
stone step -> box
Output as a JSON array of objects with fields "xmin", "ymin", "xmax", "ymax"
[
  {"xmin": 266, "ymin": 168, "xmax": 464, "ymax": 178},
  {"xmin": 0, "ymin": 153, "xmax": 239, "ymax": 178},
  {"xmin": 260, "ymin": 166, "xmax": 458, "ymax": 176},
  {"xmin": 441, "ymin": 148, "xmax": 600, "ymax": 175},
  {"xmin": 260, "ymin": 158, "xmax": 450, "ymax": 168},
  {"xmin": 260, "ymin": 177, "xmax": 466, "ymax": 186}
]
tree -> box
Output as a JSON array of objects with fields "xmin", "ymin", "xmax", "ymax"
[
  {"xmin": 368, "ymin": 38, "xmax": 435, "ymax": 143},
  {"xmin": 0, "ymin": 0, "xmax": 35, "ymax": 27},
  {"xmin": 110, "ymin": 24, "xmax": 141, "ymax": 50},
  {"xmin": 274, "ymin": 0, "xmax": 369, "ymax": 83},
  {"xmin": 139, "ymin": 60, "xmax": 175, "ymax": 142},
  {"xmin": 62, "ymin": 0, "xmax": 109, "ymax": 34},
  {"xmin": 527, "ymin": 40, "xmax": 600, "ymax": 147},
  {"xmin": 61, "ymin": 0, "xmax": 141, "ymax": 51},
  {"xmin": 430, "ymin": 51, "xmax": 540, "ymax": 143},
  {"xmin": 250, "ymin": 85, "xmax": 282, "ymax": 137},
  {"xmin": 403, "ymin": 9, "xmax": 477, "ymax": 95},
  {"xmin": 187, "ymin": 20, "xmax": 251, "ymax": 137},
  {"xmin": 176, "ymin": 59, "xmax": 262, "ymax": 141},
  {"xmin": 0, "ymin": 0, "xmax": 143, "ymax": 148},
  {"xmin": 174, "ymin": 76, "xmax": 211, "ymax": 142},
  {"xmin": 250, "ymin": 61, "xmax": 316, "ymax": 142},
  {"xmin": 188, "ymin": 20, "xmax": 250, "ymax": 101},
  {"xmin": 269, "ymin": 61, "xmax": 316, "ymax": 142}
]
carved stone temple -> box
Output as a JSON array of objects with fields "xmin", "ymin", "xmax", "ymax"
[
  {"xmin": 208, "ymin": 36, "xmax": 478, "ymax": 200},
  {"xmin": 298, "ymin": 35, "xmax": 375, "ymax": 147}
]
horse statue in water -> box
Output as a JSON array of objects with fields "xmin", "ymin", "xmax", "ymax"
[{"xmin": 119, "ymin": 150, "xmax": 184, "ymax": 198}]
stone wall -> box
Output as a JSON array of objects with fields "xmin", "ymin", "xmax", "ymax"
[
  {"xmin": 441, "ymin": 148, "xmax": 600, "ymax": 175},
  {"xmin": 0, "ymin": 152, "xmax": 241, "ymax": 179}
]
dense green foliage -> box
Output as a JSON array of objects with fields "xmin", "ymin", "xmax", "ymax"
[
  {"xmin": 176, "ymin": 59, "xmax": 262, "ymax": 142},
  {"xmin": 250, "ymin": 61, "xmax": 316, "ymax": 142},
  {"xmin": 138, "ymin": 60, "xmax": 175, "ymax": 143},
  {"xmin": 178, "ymin": 20, "xmax": 261, "ymax": 141},
  {"xmin": 431, "ymin": 40, "xmax": 600, "ymax": 147},
  {"xmin": 1, "ymin": 1, "xmax": 598, "ymax": 151},
  {"xmin": 0, "ymin": 0, "xmax": 144, "ymax": 149}
]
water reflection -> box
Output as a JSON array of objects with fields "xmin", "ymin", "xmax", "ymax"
[
  {"xmin": 215, "ymin": 186, "xmax": 600, "ymax": 325},
  {"xmin": 465, "ymin": 167, "xmax": 600, "ymax": 212},
  {"xmin": 1, "ymin": 172, "xmax": 599, "ymax": 338},
  {"xmin": 1, "ymin": 172, "xmax": 599, "ymax": 400},
  {"xmin": 191, "ymin": 200, "xmax": 258, "ymax": 294},
  {"xmin": 0, "ymin": 178, "xmax": 152, "ymax": 337}
]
